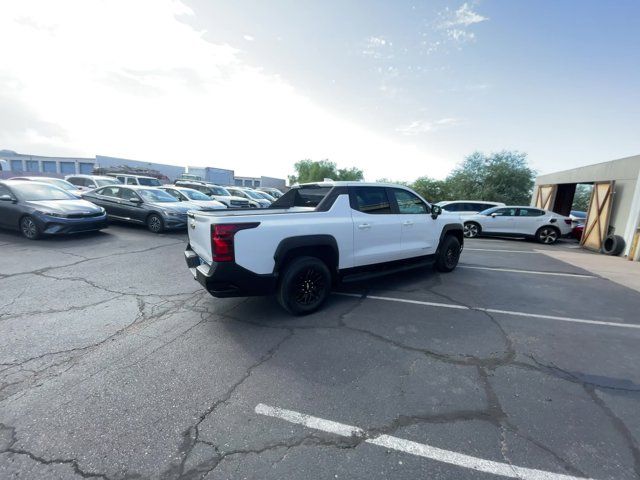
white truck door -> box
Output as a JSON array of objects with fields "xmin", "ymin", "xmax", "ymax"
[
  {"xmin": 351, "ymin": 187, "xmax": 403, "ymax": 266},
  {"xmin": 389, "ymin": 188, "xmax": 439, "ymax": 257}
]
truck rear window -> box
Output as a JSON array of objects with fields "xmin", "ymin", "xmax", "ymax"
[{"xmin": 270, "ymin": 186, "xmax": 332, "ymax": 208}]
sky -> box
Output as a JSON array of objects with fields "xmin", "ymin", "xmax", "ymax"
[{"xmin": 0, "ymin": 0, "xmax": 638, "ymax": 181}]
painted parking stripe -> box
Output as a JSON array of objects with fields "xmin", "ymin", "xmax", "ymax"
[
  {"xmin": 336, "ymin": 292, "xmax": 469, "ymax": 310},
  {"xmin": 256, "ymin": 403, "xmax": 592, "ymax": 480},
  {"xmin": 464, "ymin": 248, "xmax": 539, "ymax": 253},
  {"xmin": 333, "ymin": 293, "xmax": 640, "ymax": 330},
  {"xmin": 459, "ymin": 265, "xmax": 596, "ymax": 278}
]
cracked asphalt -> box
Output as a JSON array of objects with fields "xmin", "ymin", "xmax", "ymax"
[{"xmin": 1, "ymin": 225, "xmax": 639, "ymax": 479}]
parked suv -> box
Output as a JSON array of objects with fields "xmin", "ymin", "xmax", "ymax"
[
  {"xmin": 107, "ymin": 174, "xmax": 163, "ymax": 187},
  {"xmin": 436, "ymin": 200, "xmax": 505, "ymax": 216},
  {"xmin": 463, "ymin": 206, "xmax": 572, "ymax": 244},
  {"xmin": 174, "ymin": 180, "xmax": 251, "ymax": 208},
  {"xmin": 66, "ymin": 174, "xmax": 121, "ymax": 191}
]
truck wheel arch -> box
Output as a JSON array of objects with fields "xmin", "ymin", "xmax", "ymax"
[
  {"xmin": 273, "ymin": 235, "xmax": 339, "ymax": 276},
  {"xmin": 437, "ymin": 224, "xmax": 464, "ymax": 254}
]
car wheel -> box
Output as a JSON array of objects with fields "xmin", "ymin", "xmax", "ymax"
[
  {"xmin": 536, "ymin": 226, "xmax": 559, "ymax": 244},
  {"xmin": 277, "ymin": 256, "xmax": 331, "ymax": 315},
  {"xmin": 435, "ymin": 235, "xmax": 461, "ymax": 272},
  {"xmin": 147, "ymin": 214, "xmax": 164, "ymax": 233},
  {"xmin": 463, "ymin": 222, "xmax": 480, "ymax": 238},
  {"xmin": 20, "ymin": 215, "xmax": 41, "ymax": 240}
]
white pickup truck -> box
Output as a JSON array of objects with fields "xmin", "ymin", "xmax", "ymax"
[{"xmin": 184, "ymin": 182, "xmax": 463, "ymax": 314}]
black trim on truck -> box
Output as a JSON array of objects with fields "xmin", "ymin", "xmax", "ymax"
[
  {"xmin": 436, "ymin": 223, "xmax": 464, "ymax": 254},
  {"xmin": 185, "ymin": 244, "xmax": 277, "ymax": 297},
  {"xmin": 273, "ymin": 235, "xmax": 339, "ymax": 274}
]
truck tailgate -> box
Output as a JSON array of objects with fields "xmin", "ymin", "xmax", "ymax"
[{"xmin": 187, "ymin": 212, "xmax": 215, "ymax": 264}]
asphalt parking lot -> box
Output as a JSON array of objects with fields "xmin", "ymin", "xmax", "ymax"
[{"xmin": 1, "ymin": 225, "xmax": 639, "ymax": 480}]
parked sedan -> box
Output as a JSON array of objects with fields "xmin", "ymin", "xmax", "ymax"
[
  {"xmin": 11, "ymin": 176, "xmax": 83, "ymax": 198},
  {"xmin": 82, "ymin": 185, "xmax": 202, "ymax": 233},
  {"xmin": 159, "ymin": 186, "xmax": 227, "ymax": 211},
  {"xmin": 463, "ymin": 206, "xmax": 572, "ymax": 244},
  {"xmin": 0, "ymin": 180, "xmax": 107, "ymax": 239}
]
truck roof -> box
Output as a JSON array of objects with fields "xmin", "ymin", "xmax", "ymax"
[{"xmin": 295, "ymin": 181, "xmax": 407, "ymax": 188}]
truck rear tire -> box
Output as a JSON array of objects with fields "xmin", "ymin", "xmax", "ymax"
[
  {"xmin": 435, "ymin": 235, "xmax": 461, "ymax": 272},
  {"xmin": 277, "ymin": 256, "xmax": 331, "ymax": 315}
]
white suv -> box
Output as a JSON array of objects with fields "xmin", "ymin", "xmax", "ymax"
[
  {"xmin": 463, "ymin": 206, "xmax": 572, "ymax": 244},
  {"xmin": 65, "ymin": 174, "xmax": 122, "ymax": 191}
]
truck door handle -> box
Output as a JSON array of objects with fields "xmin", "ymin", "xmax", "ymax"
[
  {"xmin": 358, "ymin": 223, "xmax": 371, "ymax": 230},
  {"xmin": 403, "ymin": 220, "xmax": 414, "ymax": 226}
]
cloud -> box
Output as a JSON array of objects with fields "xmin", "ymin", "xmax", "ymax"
[
  {"xmin": 396, "ymin": 118, "xmax": 462, "ymax": 136},
  {"xmin": 436, "ymin": 2, "xmax": 488, "ymax": 46},
  {"xmin": 243, "ymin": 34, "xmax": 254, "ymax": 41},
  {"xmin": 442, "ymin": 3, "xmax": 488, "ymax": 28},
  {"xmin": 361, "ymin": 35, "xmax": 393, "ymax": 59},
  {"xmin": 0, "ymin": 1, "xmax": 452, "ymax": 180}
]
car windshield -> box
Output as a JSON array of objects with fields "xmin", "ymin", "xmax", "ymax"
[
  {"xmin": 137, "ymin": 177, "xmax": 162, "ymax": 186},
  {"xmin": 16, "ymin": 183, "xmax": 76, "ymax": 201},
  {"xmin": 35, "ymin": 178, "xmax": 78, "ymax": 191},
  {"xmin": 95, "ymin": 178, "xmax": 120, "ymax": 186},
  {"xmin": 138, "ymin": 189, "xmax": 179, "ymax": 203},
  {"xmin": 209, "ymin": 186, "xmax": 230, "ymax": 196},
  {"xmin": 183, "ymin": 189, "xmax": 211, "ymax": 201},
  {"xmin": 242, "ymin": 189, "xmax": 263, "ymax": 200},
  {"xmin": 258, "ymin": 192, "xmax": 275, "ymax": 201},
  {"xmin": 478, "ymin": 206, "xmax": 500, "ymax": 215},
  {"xmin": 570, "ymin": 210, "xmax": 586, "ymax": 218}
]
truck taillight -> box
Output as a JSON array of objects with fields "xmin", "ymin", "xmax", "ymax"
[{"xmin": 211, "ymin": 223, "xmax": 259, "ymax": 262}]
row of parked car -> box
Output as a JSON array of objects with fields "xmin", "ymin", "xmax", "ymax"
[{"xmin": 0, "ymin": 174, "xmax": 284, "ymax": 239}]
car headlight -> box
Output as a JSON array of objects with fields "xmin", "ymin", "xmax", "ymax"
[
  {"xmin": 163, "ymin": 209, "xmax": 183, "ymax": 216},
  {"xmin": 36, "ymin": 210, "xmax": 66, "ymax": 218}
]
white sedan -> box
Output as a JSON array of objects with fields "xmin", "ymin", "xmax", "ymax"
[{"xmin": 463, "ymin": 206, "xmax": 572, "ymax": 244}]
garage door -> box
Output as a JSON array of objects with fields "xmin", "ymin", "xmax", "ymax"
[
  {"xmin": 535, "ymin": 184, "xmax": 556, "ymax": 210},
  {"xmin": 580, "ymin": 181, "xmax": 615, "ymax": 252},
  {"xmin": 60, "ymin": 162, "xmax": 76, "ymax": 174}
]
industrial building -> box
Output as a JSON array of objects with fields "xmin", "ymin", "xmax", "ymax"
[
  {"xmin": 1, "ymin": 149, "xmax": 286, "ymax": 189},
  {"xmin": 0, "ymin": 149, "xmax": 96, "ymax": 177},
  {"xmin": 533, "ymin": 154, "xmax": 640, "ymax": 260},
  {"xmin": 234, "ymin": 175, "xmax": 287, "ymax": 190},
  {"xmin": 185, "ymin": 166, "xmax": 234, "ymax": 185}
]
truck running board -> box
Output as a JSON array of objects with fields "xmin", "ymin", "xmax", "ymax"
[{"xmin": 340, "ymin": 256, "xmax": 436, "ymax": 284}]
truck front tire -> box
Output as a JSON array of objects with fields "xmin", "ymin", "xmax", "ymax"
[
  {"xmin": 435, "ymin": 235, "xmax": 461, "ymax": 272},
  {"xmin": 277, "ymin": 256, "xmax": 331, "ymax": 315}
]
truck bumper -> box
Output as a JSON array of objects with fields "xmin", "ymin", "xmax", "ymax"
[{"xmin": 185, "ymin": 245, "xmax": 277, "ymax": 298}]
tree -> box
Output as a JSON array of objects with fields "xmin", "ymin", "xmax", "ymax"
[
  {"xmin": 410, "ymin": 176, "xmax": 452, "ymax": 203},
  {"xmin": 289, "ymin": 159, "xmax": 364, "ymax": 184},
  {"xmin": 572, "ymin": 184, "xmax": 592, "ymax": 211},
  {"xmin": 447, "ymin": 151, "xmax": 535, "ymax": 204}
]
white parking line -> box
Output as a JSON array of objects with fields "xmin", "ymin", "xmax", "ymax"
[
  {"xmin": 333, "ymin": 293, "xmax": 640, "ymax": 330},
  {"xmin": 255, "ymin": 403, "xmax": 592, "ymax": 480},
  {"xmin": 459, "ymin": 265, "xmax": 595, "ymax": 278},
  {"xmin": 465, "ymin": 248, "xmax": 539, "ymax": 253}
]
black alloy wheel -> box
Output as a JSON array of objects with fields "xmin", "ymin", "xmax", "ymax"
[{"xmin": 277, "ymin": 256, "xmax": 331, "ymax": 315}]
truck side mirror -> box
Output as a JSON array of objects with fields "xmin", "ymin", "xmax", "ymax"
[{"xmin": 431, "ymin": 205, "xmax": 442, "ymax": 219}]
